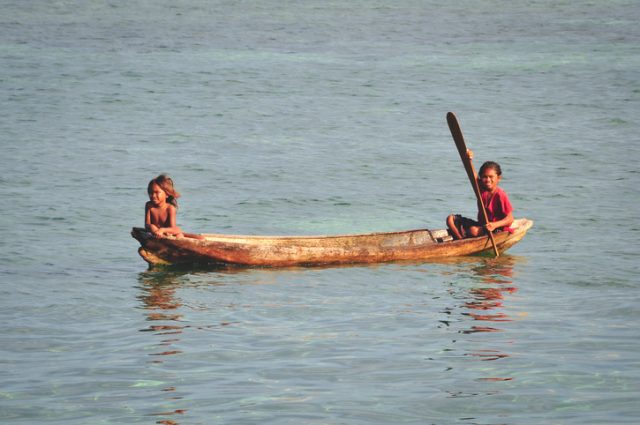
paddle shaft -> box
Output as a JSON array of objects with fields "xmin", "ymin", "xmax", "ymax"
[{"xmin": 446, "ymin": 112, "xmax": 499, "ymax": 257}]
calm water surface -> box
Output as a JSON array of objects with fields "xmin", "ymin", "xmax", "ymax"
[{"xmin": 2, "ymin": 1, "xmax": 639, "ymax": 424}]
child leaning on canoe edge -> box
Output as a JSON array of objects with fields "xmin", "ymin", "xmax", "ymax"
[
  {"xmin": 145, "ymin": 174, "xmax": 203, "ymax": 239},
  {"xmin": 446, "ymin": 150, "xmax": 514, "ymax": 240}
]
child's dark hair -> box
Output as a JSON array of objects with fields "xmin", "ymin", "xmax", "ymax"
[
  {"xmin": 479, "ymin": 161, "xmax": 502, "ymax": 176},
  {"xmin": 147, "ymin": 174, "xmax": 180, "ymax": 207}
]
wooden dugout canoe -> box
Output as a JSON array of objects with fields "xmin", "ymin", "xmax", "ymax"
[{"xmin": 131, "ymin": 218, "xmax": 533, "ymax": 268}]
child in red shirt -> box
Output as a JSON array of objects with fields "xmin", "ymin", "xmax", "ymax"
[{"xmin": 446, "ymin": 151, "xmax": 514, "ymax": 240}]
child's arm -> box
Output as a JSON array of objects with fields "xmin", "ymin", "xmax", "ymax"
[
  {"xmin": 145, "ymin": 202, "xmax": 159, "ymax": 234},
  {"xmin": 467, "ymin": 149, "xmax": 480, "ymax": 183},
  {"xmin": 486, "ymin": 212, "xmax": 514, "ymax": 232}
]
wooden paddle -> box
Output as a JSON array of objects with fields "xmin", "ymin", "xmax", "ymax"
[{"xmin": 446, "ymin": 112, "xmax": 499, "ymax": 257}]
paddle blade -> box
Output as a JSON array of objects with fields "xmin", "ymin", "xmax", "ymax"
[{"xmin": 447, "ymin": 112, "xmax": 480, "ymax": 199}]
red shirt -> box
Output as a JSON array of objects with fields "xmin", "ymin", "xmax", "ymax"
[{"xmin": 478, "ymin": 187, "xmax": 513, "ymax": 230}]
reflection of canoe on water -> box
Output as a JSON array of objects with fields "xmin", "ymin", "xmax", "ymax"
[{"xmin": 131, "ymin": 218, "xmax": 533, "ymax": 268}]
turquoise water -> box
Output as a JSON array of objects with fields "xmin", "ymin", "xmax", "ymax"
[{"xmin": 2, "ymin": 1, "xmax": 639, "ymax": 423}]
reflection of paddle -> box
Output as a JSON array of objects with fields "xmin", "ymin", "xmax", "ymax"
[{"xmin": 446, "ymin": 112, "xmax": 499, "ymax": 257}]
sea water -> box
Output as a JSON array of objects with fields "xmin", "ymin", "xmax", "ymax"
[{"xmin": 1, "ymin": 1, "xmax": 639, "ymax": 424}]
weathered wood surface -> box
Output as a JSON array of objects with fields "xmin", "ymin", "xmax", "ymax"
[{"xmin": 131, "ymin": 218, "xmax": 533, "ymax": 268}]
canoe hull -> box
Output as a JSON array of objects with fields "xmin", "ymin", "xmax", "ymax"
[{"xmin": 131, "ymin": 218, "xmax": 533, "ymax": 268}]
